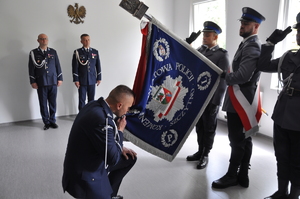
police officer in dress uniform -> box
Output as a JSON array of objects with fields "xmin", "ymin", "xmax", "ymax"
[
  {"xmin": 186, "ymin": 22, "xmax": 230, "ymax": 169},
  {"xmin": 256, "ymin": 12, "xmax": 300, "ymax": 199},
  {"xmin": 62, "ymin": 85, "xmax": 137, "ymax": 199},
  {"xmin": 28, "ymin": 33, "xmax": 63, "ymax": 130},
  {"xmin": 212, "ymin": 7, "xmax": 265, "ymax": 189},
  {"xmin": 72, "ymin": 34, "xmax": 101, "ymax": 110}
]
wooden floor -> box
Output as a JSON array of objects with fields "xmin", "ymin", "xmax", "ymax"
[{"xmin": 0, "ymin": 116, "xmax": 281, "ymax": 199}]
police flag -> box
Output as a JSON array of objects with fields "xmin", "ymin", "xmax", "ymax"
[{"xmin": 124, "ymin": 17, "xmax": 222, "ymax": 162}]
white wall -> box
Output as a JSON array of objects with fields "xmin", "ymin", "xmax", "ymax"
[{"xmin": 0, "ymin": 0, "xmax": 174, "ymax": 124}]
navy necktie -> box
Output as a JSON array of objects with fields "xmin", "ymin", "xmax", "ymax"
[{"xmin": 238, "ymin": 42, "xmax": 243, "ymax": 49}]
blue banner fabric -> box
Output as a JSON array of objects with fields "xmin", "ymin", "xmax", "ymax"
[{"xmin": 124, "ymin": 18, "xmax": 222, "ymax": 162}]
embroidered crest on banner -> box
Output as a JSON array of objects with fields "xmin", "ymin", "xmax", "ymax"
[
  {"xmin": 146, "ymin": 75, "xmax": 188, "ymax": 122},
  {"xmin": 153, "ymin": 38, "xmax": 170, "ymax": 61},
  {"xmin": 161, "ymin": 129, "xmax": 178, "ymax": 147},
  {"xmin": 197, "ymin": 71, "xmax": 212, "ymax": 91}
]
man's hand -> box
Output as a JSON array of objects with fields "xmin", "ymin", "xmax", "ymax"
[
  {"xmin": 266, "ymin": 26, "xmax": 292, "ymax": 45},
  {"xmin": 220, "ymin": 71, "xmax": 226, "ymax": 78},
  {"xmin": 116, "ymin": 116, "xmax": 127, "ymax": 132},
  {"xmin": 186, "ymin": 30, "xmax": 201, "ymax": 44},
  {"xmin": 57, "ymin": 80, "xmax": 63, "ymax": 87},
  {"xmin": 74, "ymin": 81, "xmax": 80, "ymax": 89},
  {"xmin": 97, "ymin": 80, "xmax": 101, "ymax": 86},
  {"xmin": 31, "ymin": 83, "xmax": 38, "ymax": 89},
  {"xmin": 122, "ymin": 146, "xmax": 137, "ymax": 160}
]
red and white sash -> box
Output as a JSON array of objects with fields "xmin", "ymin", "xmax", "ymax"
[{"xmin": 228, "ymin": 82, "xmax": 262, "ymax": 137}]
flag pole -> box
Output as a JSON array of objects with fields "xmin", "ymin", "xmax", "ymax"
[
  {"xmin": 144, "ymin": 13, "xmax": 152, "ymax": 21},
  {"xmin": 119, "ymin": 0, "xmax": 150, "ymax": 20}
]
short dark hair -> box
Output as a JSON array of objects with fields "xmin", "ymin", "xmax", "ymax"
[
  {"xmin": 108, "ymin": 85, "xmax": 135, "ymax": 103},
  {"xmin": 80, "ymin": 34, "xmax": 89, "ymax": 39}
]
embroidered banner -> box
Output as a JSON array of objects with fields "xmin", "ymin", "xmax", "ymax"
[{"xmin": 124, "ymin": 17, "xmax": 222, "ymax": 161}]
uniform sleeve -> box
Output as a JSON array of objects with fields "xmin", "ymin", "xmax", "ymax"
[
  {"xmin": 212, "ymin": 51, "xmax": 230, "ymax": 105},
  {"xmin": 96, "ymin": 50, "xmax": 101, "ymax": 81},
  {"xmin": 54, "ymin": 50, "xmax": 63, "ymax": 81},
  {"xmin": 72, "ymin": 50, "xmax": 79, "ymax": 82},
  {"xmin": 256, "ymin": 44, "xmax": 280, "ymax": 72},
  {"xmin": 84, "ymin": 115, "xmax": 123, "ymax": 167},
  {"xmin": 28, "ymin": 51, "xmax": 36, "ymax": 84},
  {"xmin": 217, "ymin": 51, "xmax": 230, "ymax": 71},
  {"xmin": 225, "ymin": 42, "xmax": 261, "ymax": 85}
]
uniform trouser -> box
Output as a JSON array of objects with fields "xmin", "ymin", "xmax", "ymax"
[
  {"xmin": 78, "ymin": 85, "xmax": 96, "ymax": 110},
  {"xmin": 108, "ymin": 155, "xmax": 137, "ymax": 197},
  {"xmin": 195, "ymin": 103, "xmax": 219, "ymax": 156},
  {"xmin": 273, "ymin": 123, "xmax": 300, "ymax": 186},
  {"xmin": 37, "ymin": 85, "xmax": 57, "ymax": 124},
  {"xmin": 226, "ymin": 112, "xmax": 252, "ymax": 176}
]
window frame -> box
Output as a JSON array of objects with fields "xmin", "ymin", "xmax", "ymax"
[{"xmin": 190, "ymin": 0, "xmax": 226, "ymax": 49}]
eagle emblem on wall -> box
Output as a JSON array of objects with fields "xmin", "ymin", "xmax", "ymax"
[{"xmin": 67, "ymin": 3, "xmax": 86, "ymax": 24}]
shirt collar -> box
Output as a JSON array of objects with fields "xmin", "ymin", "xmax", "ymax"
[
  {"xmin": 203, "ymin": 44, "xmax": 218, "ymax": 50},
  {"xmin": 242, "ymin": 34, "xmax": 257, "ymax": 43}
]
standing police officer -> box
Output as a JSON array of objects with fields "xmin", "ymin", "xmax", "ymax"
[
  {"xmin": 72, "ymin": 34, "xmax": 102, "ymax": 110},
  {"xmin": 28, "ymin": 33, "xmax": 63, "ymax": 130},
  {"xmin": 186, "ymin": 21, "xmax": 230, "ymax": 169},
  {"xmin": 256, "ymin": 12, "xmax": 300, "ymax": 199},
  {"xmin": 212, "ymin": 7, "xmax": 265, "ymax": 189}
]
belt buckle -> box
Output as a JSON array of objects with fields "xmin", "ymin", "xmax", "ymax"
[{"xmin": 286, "ymin": 87, "xmax": 294, "ymax": 96}]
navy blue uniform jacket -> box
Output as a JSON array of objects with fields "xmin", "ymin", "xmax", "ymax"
[
  {"xmin": 62, "ymin": 97, "xmax": 124, "ymax": 199},
  {"xmin": 28, "ymin": 47, "xmax": 63, "ymax": 86},
  {"xmin": 72, "ymin": 47, "xmax": 101, "ymax": 85}
]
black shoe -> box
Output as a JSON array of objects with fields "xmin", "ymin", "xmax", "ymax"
[
  {"xmin": 237, "ymin": 163, "xmax": 250, "ymax": 187},
  {"xmin": 237, "ymin": 174, "xmax": 249, "ymax": 188},
  {"xmin": 186, "ymin": 151, "xmax": 202, "ymax": 161},
  {"xmin": 43, "ymin": 124, "xmax": 50, "ymax": 130},
  {"xmin": 49, "ymin": 123, "xmax": 58, "ymax": 129},
  {"xmin": 212, "ymin": 174, "xmax": 238, "ymax": 189},
  {"xmin": 112, "ymin": 195, "xmax": 123, "ymax": 199},
  {"xmin": 196, "ymin": 156, "xmax": 208, "ymax": 169},
  {"xmin": 264, "ymin": 191, "xmax": 289, "ymax": 199}
]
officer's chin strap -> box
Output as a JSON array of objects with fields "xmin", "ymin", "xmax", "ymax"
[{"xmin": 75, "ymin": 50, "xmax": 89, "ymax": 66}]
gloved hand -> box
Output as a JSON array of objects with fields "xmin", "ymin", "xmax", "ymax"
[
  {"xmin": 186, "ymin": 30, "xmax": 201, "ymax": 44},
  {"xmin": 266, "ymin": 26, "xmax": 292, "ymax": 45},
  {"xmin": 220, "ymin": 71, "xmax": 226, "ymax": 78}
]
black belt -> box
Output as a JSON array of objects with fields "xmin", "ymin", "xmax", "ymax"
[{"xmin": 285, "ymin": 87, "xmax": 300, "ymax": 97}]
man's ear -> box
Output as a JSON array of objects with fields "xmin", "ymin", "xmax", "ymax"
[
  {"xmin": 116, "ymin": 102, "xmax": 122, "ymax": 110},
  {"xmin": 214, "ymin": 34, "xmax": 218, "ymax": 40}
]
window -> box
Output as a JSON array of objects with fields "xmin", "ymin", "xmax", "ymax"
[
  {"xmin": 270, "ymin": 0, "xmax": 300, "ymax": 90},
  {"xmin": 191, "ymin": 0, "xmax": 226, "ymax": 49}
]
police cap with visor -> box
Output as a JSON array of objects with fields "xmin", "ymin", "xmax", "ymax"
[
  {"xmin": 293, "ymin": 12, "xmax": 300, "ymax": 29},
  {"xmin": 202, "ymin": 21, "xmax": 222, "ymax": 34},
  {"xmin": 239, "ymin": 7, "xmax": 265, "ymax": 24}
]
